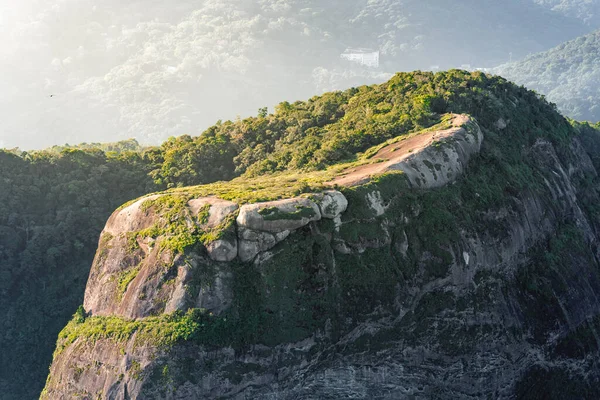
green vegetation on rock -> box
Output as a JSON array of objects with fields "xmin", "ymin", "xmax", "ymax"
[
  {"xmin": 7, "ymin": 70, "xmax": 600, "ymax": 398},
  {"xmin": 116, "ymin": 266, "xmax": 141, "ymax": 301},
  {"xmin": 54, "ymin": 308, "xmax": 204, "ymax": 357},
  {"xmin": 127, "ymin": 194, "xmax": 236, "ymax": 254}
]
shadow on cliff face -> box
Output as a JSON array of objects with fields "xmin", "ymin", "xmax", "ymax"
[{"xmin": 516, "ymin": 365, "xmax": 600, "ymax": 400}]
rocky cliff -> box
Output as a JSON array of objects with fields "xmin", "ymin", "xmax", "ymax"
[{"xmin": 42, "ymin": 76, "xmax": 600, "ymax": 399}]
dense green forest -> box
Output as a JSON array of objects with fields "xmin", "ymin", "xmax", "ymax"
[
  {"xmin": 0, "ymin": 147, "xmax": 157, "ymax": 398},
  {"xmin": 496, "ymin": 30, "xmax": 600, "ymax": 122},
  {"xmin": 43, "ymin": 138, "xmax": 146, "ymax": 154},
  {"xmin": 1, "ymin": 70, "xmax": 597, "ymax": 399}
]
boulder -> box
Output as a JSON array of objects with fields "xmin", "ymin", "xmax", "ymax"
[
  {"xmin": 238, "ymin": 228, "xmax": 290, "ymax": 262},
  {"xmin": 237, "ymin": 197, "xmax": 321, "ymax": 233},
  {"xmin": 206, "ymin": 239, "xmax": 238, "ymax": 262},
  {"xmin": 104, "ymin": 194, "xmax": 163, "ymax": 235},
  {"xmin": 314, "ymin": 191, "xmax": 348, "ymax": 219},
  {"xmin": 187, "ymin": 197, "xmax": 238, "ymax": 228}
]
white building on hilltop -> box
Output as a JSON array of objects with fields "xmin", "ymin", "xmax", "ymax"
[{"xmin": 341, "ymin": 48, "xmax": 380, "ymax": 68}]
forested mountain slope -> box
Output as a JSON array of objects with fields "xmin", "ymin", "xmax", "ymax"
[
  {"xmin": 0, "ymin": 147, "xmax": 157, "ymax": 399},
  {"xmin": 0, "ymin": 70, "xmax": 519, "ymax": 399},
  {"xmin": 496, "ymin": 30, "xmax": 600, "ymax": 122},
  {"xmin": 534, "ymin": 0, "xmax": 600, "ymax": 25},
  {"xmin": 1, "ymin": 0, "xmax": 589, "ymax": 149},
  {"xmin": 38, "ymin": 71, "xmax": 600, "ymax": 399}
]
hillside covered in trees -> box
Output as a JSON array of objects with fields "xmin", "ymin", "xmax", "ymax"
[
  {"xmin": 0, "ymin": 147, "xmax": 157, "ymax": 398},
  {"xmin": 4, "ymin": 70, "xmax": 600, "ymax": 398},
  {"xmin": 39, "ymin": 70, "xmax": 600, "ymax": 398},
  {"xmin": 496, "ymin": 30, "xmax": 600, "ymax": 122}
]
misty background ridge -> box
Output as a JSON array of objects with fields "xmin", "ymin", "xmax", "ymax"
[{"xmin": 2, "ymin": 0, "xmax": 600, "ymax": 150}]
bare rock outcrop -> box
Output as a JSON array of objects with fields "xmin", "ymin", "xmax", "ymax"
[
  {"xmin": 236, "ymin": 197, "xmax": 321, "ymax": 233},
  {"xmin": 313, "ymin": 190, "xmax": 349, "ymax": 219},
  {"xmin": 330, "ymin": 114, "xmax": 483, "ymax": 188},
  {"xmin": 188, "ymin": 197, "xmax": 238, "ymax": 229},
  {"xmin": 189, "ymin": 197, "xmax": 239, "ymax": 262},
  {"xmin": 82, "ymin": 192, "xmax": 349, "ymax": 319},
  {"xmin": 394, "ymin": 119, "xmax": 483, "ymax": 188},
  {"xmin": 104, "ymin": 194, "xmax": 163, "ymax": 236},
  {"xmin": 83, "ymin": 196, "xmax": 240, "ymax": 319}
]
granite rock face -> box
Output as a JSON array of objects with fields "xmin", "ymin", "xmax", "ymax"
[
  {"xmin": 188, "ymin": 198, "xmax": 239, "ymax": 229},
  {"xmin": 329, "ymin": 114, "xmax": 482, "ymax": 189},
  {"xmin": 236, "ymin": 197, "xmax": 322, "ymax": 233},
  {"xmin": 393, "ymin": 118, "xmax": 483, "ymax": 188},
  {"xmin": 83, "ymin": 195, "xmax": 241, "ymax": 319},
  {"xmin": 314, "ymin": 190, "xmax": 349, "ymax": 219},
  {"xmin": 82, "ymin": 192, "xmax": 349, "ymax": 319},
  {"xmin": 43, "ymin": 129, "xmax": 600, "ymax": 399},
  {"xmin": 189, "ymin": 198, "xmax": 239, "ymax": 262}
]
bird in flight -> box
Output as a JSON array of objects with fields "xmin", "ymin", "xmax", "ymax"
[{"xmin": 50, "ymin": 94, "xmax": 54, "ymax": 98}]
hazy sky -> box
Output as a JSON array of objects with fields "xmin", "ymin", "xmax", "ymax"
[{"xmin": 0, "ymin": 0, "xmax": 596, "ymax": 150}]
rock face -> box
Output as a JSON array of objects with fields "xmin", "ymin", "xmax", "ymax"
[
  {"xmin": 189, "ymin": 197, "xmax": 239, "ymax": 262},
  {"xmin": 392, "ymin": 118, "xmax": 483, "ymax": 188},
  {"xmin": 83, "ymin": 195, "xmax": 240, "ymax": 319},
  {"xmin": 82, "ymin": 191, "xmax": 348, "ymax": 319},
  {"xmin": 104, "ymin": 195, "xmax": 164, "ymax": 236},
  {"xmin": 235, "ymin": 195, "xmax": 347, "ymax": 261},
  {"xmin": 313, "ymin": 190, "xmax": 349, "ymax": 218},
  {"xmin": 43, "ymin": 118, "xmax": 600, "ymax": 399},
  {"xmin": 330, "ymin": 114, "xmax": 483, "ymax": 189},
  {"xmin": 188, "ymin": 198, "xmax": 239, "ymax": 228},
  {"xmin": 236, "ymin": 197, "xmax": 322, "ymax": 233},
  {"xmin": 237, "ymin": 227, "xmax": 291, "ymax": 262}
]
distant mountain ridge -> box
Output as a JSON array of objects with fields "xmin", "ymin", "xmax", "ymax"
[
  {"xmin": 0, "ymin": 0, "xmax": 591, "ymax": 149},
  {"xmin": 495, "ymin": 30, "xmax": 600, "ymax": 122},
  {"xmin": 534, "ymin": 0, "xmax": 600, "ymax": 25}
]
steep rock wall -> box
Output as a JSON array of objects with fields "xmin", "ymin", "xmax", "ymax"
[{"xmin": 43, "ymin": 128, "xmax": 600, "ymax": 399}]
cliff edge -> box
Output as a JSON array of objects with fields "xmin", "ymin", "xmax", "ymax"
[{"xmin": 42, "ymin": 73, "xmax": 600, "ymax": 399}]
